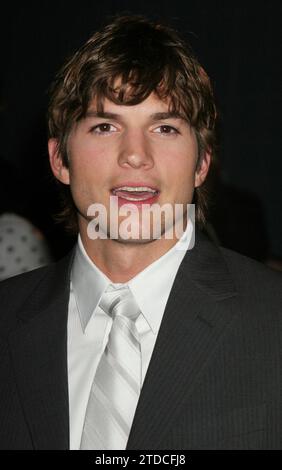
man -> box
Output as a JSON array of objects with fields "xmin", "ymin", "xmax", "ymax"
[{"xmin": 0, "ymin": 15, "xmax": 281, "ymax": 450}]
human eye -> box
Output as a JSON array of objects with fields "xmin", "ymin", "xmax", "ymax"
[
  {"xmin": 153, "ymin": 125, "xmax": 180, "ymax": 135},
  {"xmin": 89, "ymin": 123, "xmax": 117, "ymax": 134}
]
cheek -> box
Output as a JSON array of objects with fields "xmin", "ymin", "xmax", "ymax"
[
  {"xmin": 160, "ymin": 151, "xmax": 197, "ymax": 203},
  {"xmin": 164, "ymin": 152, "xmax": 196, "ymax": 184},
  {"xmin": 68, "ymin": 141, "xmax": 109, "ymax": 182}
]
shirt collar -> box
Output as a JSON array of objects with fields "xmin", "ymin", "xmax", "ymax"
[
  {"xmin": 71, "ymin": 236, "xmax": 111, "ymax": 332},
  {"xmin": 71, "ymin": 220, "xmax": 194, "ymax": 333}
]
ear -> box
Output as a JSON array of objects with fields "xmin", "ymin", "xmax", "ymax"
[
  {"xmin": 195, "ymin": 151, "xmax": 211, "ymax": 188},
  {"xmin": 48, "ymin": 138, "xmax": 70, "ymax": 185}
]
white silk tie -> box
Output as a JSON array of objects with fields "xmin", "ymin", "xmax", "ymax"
[{"xmin": 80, "ymin": 285, "xmax": 141, "ymax": 450}]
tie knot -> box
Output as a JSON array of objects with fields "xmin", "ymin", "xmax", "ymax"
[{"xmin": 99, "ymin": 285, "xmax": 140, "ymax": 322}]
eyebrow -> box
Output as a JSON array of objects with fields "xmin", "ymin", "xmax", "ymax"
[
  {"xmin": 85, "ymin": 111, "xmax": 120, "ymax": 120},
  {"xmin": 85, "ymin": 110, "xmax": 186, "ymax": 121},
  {"xmin": 150, "ymin": 112, "xmax": 186, "ymax": 121}
]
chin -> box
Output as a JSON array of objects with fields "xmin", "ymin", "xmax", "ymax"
[{"xmin": 106, "ymin": 223, "xmax": 173, "ymax": 244}]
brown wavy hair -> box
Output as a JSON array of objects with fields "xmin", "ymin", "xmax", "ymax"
[{"xmin": 48, "ymin": 14, "xmax": 217, "ymax": 233}]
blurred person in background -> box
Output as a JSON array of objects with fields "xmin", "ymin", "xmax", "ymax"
[{"xmin": 0, "ymin": 157, "xmax": 53, "ymax": 280}]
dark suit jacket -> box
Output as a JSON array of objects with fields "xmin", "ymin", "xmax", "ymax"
[{"xmin": 0, "ymin": 230, "xmax": 281, "ymax": 450}]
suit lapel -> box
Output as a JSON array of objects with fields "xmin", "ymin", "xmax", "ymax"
[
  {"xmin": 127, "ymin": 230, "xmax": 239, "ymax": 449},
  {"xmin": 8, "ymin": 250, "xmax": 74, "ymax": 450}
]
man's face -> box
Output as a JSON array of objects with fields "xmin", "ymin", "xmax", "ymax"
[{"xmin": 49, "ymin": 92, "xmax": 210, "ymax": 243}]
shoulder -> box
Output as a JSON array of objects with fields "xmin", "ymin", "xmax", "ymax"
[
  {"xmin": 219, "ymin": 245, "xmax": 282, "ymax": 303},
  {"xmin": 191, "ymin": 229, "xmax": 282, "ymax": 303},
  {"xmin": 0, "ymin": 264, "xmax": 55, "ymax": 328},
  {"xmin": 0, "ymin": 249, "xmax": 74, "ymax": 330},
  {"xmin": 0, "ymin": 262, "xmax": 52, "ymax": 300}
]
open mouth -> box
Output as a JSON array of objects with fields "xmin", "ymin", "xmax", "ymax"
[{"xmin": 111, "ymin": 185, "xmax": 160, "ymax": 203}]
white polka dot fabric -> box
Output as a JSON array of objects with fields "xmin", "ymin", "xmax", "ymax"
[{"xmin": 0, "ymin": 213, "xmax": 53, "ymax": 281}]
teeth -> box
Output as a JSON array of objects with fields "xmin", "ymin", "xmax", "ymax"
[
  {"xmin": 119, "ymin": 195, "xmax": 153, "ymax": 201},
  {"xmin": 113, "ymin": 186, "xmax": 157, "ymax": 193}
]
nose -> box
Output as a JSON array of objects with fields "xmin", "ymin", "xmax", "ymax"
[{"xmin": 117, "ymin": 130, "xmax": 154, "ymax": 170}]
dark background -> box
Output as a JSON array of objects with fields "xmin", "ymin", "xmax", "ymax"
[{"xmin": 1, "ymin": 0, "xmax": 281, "ymax": 261}]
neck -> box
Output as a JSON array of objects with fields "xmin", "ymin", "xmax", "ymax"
[{"xmin": 78, "ymin": 223, "xmax": 184, "ymax": 283}]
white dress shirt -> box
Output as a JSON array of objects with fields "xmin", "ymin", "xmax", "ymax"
[{"xmin": 68, "ymin": 220, "xmax": 194, "ymax": 449}]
